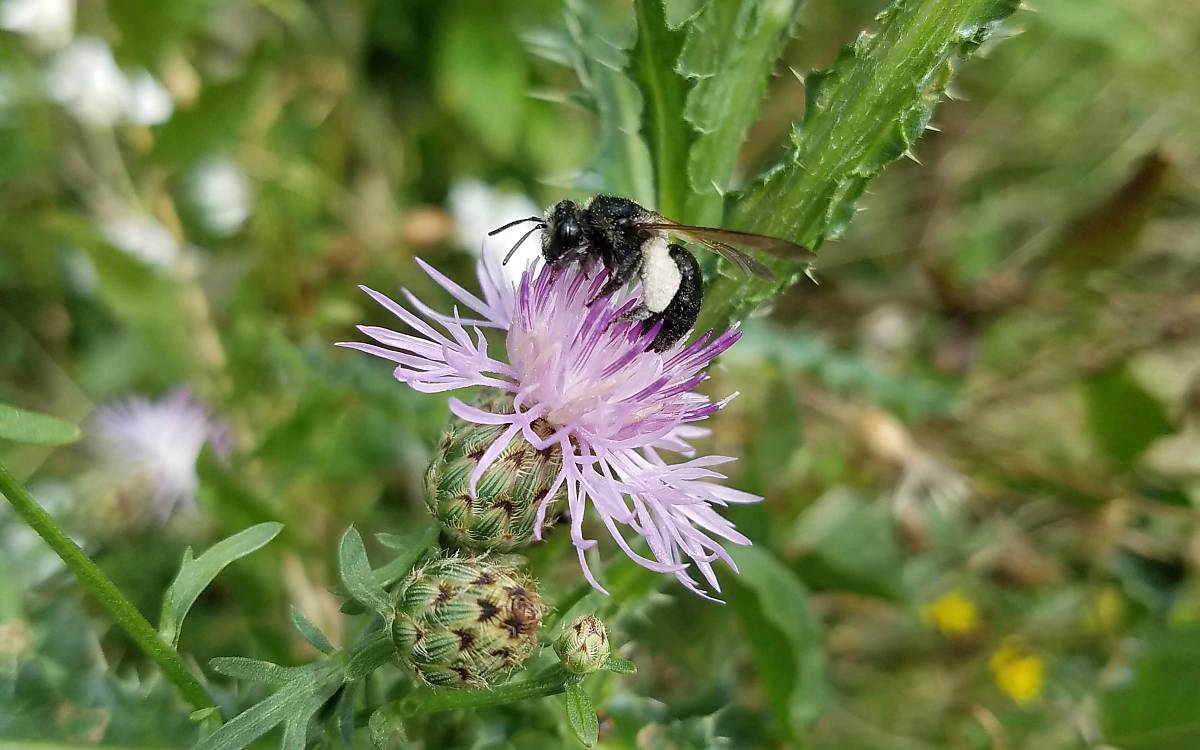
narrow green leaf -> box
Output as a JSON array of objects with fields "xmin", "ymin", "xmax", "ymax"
[
  {"xmin": 280, "ymin": 713, "xmax": 310, "ymax": 750},
  {"xmin": 195, "ymin": 665, "xmax": 341, "ymax": 750},
  {"xmin": 602, "ymin": 655, "xmax": 637, "ymax": 674},
  {"xmin": 343, "ymin": 628, "xmax": 396, "ymax": 681},
  {"xmin": 159, "ymin": 522, "xmax": 283, "ymax": 648},
  {"xmin": 699, "ymin": 0, "xmax": 1022, "ymax": 332},
  {"xmin": 629, "ymin": 0, "xmax": 693, "ymax": 218},
  {"xmin": 681, "ymin": 0, "xmax": 805, "ymax": 224},
  {"xmin": 726, "ymin": 545, "xmax": 827, "ymax": 738},
  {"xmin": 563, "ymin": 0, "xmax": 655, "ymax": 204},
  {"xmin": 563, "ymin": 682, "xmax": 599, "ymax": 747},
  {"xmin": 339, "ymin": 525, "xmax": 438, "ymax": 614},
  {"xmin": 290, "ymin": 605, "xmax": 335, "ymax": 654},
  {"xmin": 337, "ymin": 526, "xmax": 392, "ymax": 619},
  {"xmin": 1083, "ymin": 366, "xmax": 1173, "ymax": 469},
  {"xmin": 208, "ymin": 657, "xmax": 297, "ymax": 687},
  {"xmin": 0, "ymin": 402, "xmax": 81, "ymax": 446}
]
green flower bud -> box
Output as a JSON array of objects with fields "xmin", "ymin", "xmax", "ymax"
[
  {"xmin": 391, "ymin": 555, "xmax": 545, "ymax": 689},
  {"xmin": 554, "ymin": 614, "xmax": 610, "ymax": 675},
  {"xmin": 424, "ymin": 393, "xmax": 565, "ymax": 552}
]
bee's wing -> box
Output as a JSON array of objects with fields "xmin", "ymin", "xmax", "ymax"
[{"xmin": 640, "ymin": 221, "xmax": 815, "ymax": 281}]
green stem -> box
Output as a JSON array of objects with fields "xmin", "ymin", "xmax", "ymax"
[
  {"xmin": 395, "ymin": 665, "xmax": 574, "ymax": 717},
  {"xmin": 0, "ymin": 461, "xmax": 215, "ymax": 712}
]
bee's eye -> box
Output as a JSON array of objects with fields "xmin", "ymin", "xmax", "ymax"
[{"xmin": 554, "ymin": 219, "xmax": 582, "ymax": 247}]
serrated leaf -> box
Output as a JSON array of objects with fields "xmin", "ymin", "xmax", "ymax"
[
  {"xmin": 290, "ymin": 606, "xmax": 335, "ymax": 655},
  {"xmin": 563, "ymin": 0, "xmax": 655, "ymax": 204},
  {"xmin": 337, "ymin": 526, "xmax": 392, "ymax": 619},
  {"xmin": 680, "ymin": 0, "xmax": 804, "ymax": 224},
  {"xmin": 0, "ymin": 402, "xmax": 80, "ymax": 446},
  {"xmin": 159, "ymin": 522, "xmax": 283, "ymax": 648},
  {"xmin": 699, "ymin": 0, "xmax": 1022, "ymax": 332},
  {"xmin": 563, "ymin": 682, "xmax": 599, "ymax": 747},
  {"xmin": 1083, "ymin": 366, "xmax": 1173, "ymax": 469},
  {"xmin": 629, "ymin": 0, "xmax": 693, "ymax": 218},
  {"xmin": 726, "ymin": 545, "xmax": 827, "ymax": 738},
  {"xmin": 603, "ymin": 655, "xmax": 637, "ymax": 674}
]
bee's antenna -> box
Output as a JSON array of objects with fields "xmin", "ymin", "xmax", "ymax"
[
  {"xmin": 502, "ymin": 224, "xmax": 544, "ymax": 265},
  {"xmin": 488, "ymin": 216, "xmax": 544, "ymax": 236}
]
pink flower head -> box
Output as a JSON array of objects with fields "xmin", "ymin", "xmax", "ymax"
[
  {"xmin": 91, "ymin": 388, "xmax": 229, "ymax": 523},
  {"xmin": 339, "ymin": 253, "xmax": 759, "ymax": 598}
]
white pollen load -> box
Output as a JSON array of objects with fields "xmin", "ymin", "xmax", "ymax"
[{"xmin": 639, "ymin": 234, "xmax": 680, "ymax": 313}]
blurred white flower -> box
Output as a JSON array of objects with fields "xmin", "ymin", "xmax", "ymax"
[
  {"xmin": 1, "ymin": 0, "xmax": 73, "ymax": 51},
  {"xmin": 45, "ymin": 37, "xmax": 128, "ymax": 126},
  {"xmin": 100, "ymin": 214, "xmax": 181, "ymax": 268},
  {"xmin": 85, "ymin": 388, "xmax": 229, "ymax": 529},
  {"xmin": 126, "ymin": 69, "xmax": 173, "ymax": 126},
  {"xmin": 191, "ymin": 157, "xmax": 253, "ymax": 236},
  {"xmin": 44, "ymin": 37, "xmax": 174, "ymax": 127},
  {"xmin": 448, "ymin": 179, "xmax": 540, "ymax": 286}
]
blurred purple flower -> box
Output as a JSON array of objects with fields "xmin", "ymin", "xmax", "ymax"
[
  {"xmin": 91, "ymin": 388, "xmax": 229, "ymax": 523},
  {"xmin": 339, "ymin": 253, "xmax": 758, "ymax": 598}
]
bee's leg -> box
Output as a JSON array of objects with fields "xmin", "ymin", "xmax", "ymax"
[
  {"xmin": 645, "ymin": 245, "xmax": 703, "ymax": 352},
  {"xmin": 586, "ymin": 245, "xmax": 641, "ymax": 306}
]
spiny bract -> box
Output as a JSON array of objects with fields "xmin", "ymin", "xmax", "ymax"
[
  {"xmin": 391, "ymin": 555, "xmax": 545, "ymax": 689},
  {"xmin": 424, "ymin": 392, "xmax": 564, "ymax": 552}
]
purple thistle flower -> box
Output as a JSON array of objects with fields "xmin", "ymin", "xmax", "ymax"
[
  {"xmin": 339, "ymin": 253, "xmax": 759, "ymax": 598},
  {"xmin": 90, "ymin": 388, "xmax": 229, "ymax": 524}
]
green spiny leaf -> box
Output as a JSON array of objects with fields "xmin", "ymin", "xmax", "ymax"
[
  {"xmin": 699, "ymin": 0, "xmax": 1022, "ymax": 332},
  {"xmin": 681, "ymin": 0, "xmax": 804, "ymax": 224},
  {"xmin": 629, "ymin": 0, "xmax": 693, "ymax": 218},
  {"xmin": 158, "ymin": 522, "xmax": 283, "ymax": 648},
  {"xmin": 563, "ymin": 682, "xmax": 599, "ymax": 747},
  {"xmin": 0, "ymin": 402, "xmax": 80, "ymax": 446}
]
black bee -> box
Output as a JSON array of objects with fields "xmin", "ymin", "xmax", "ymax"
[{"xmin": 488, "ymin": 195, "xmax": 815, "ymax": 352}]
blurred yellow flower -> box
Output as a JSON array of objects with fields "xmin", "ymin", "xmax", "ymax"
[
  {"xmin": 921, "ymin": 590, "xmax": 979, "ymax": 637},
  {"xmin": 989, "ymin": 640, "xmax": 1044, "ymax": 705}
]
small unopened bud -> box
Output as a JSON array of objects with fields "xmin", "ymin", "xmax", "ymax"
[
  {"xmin": 391, "ymin": 555, "xmax": 544, "ymax": 689},
  {"xmin": 555, "ymin": 614, "xmax": 610, "ymax": 675}
]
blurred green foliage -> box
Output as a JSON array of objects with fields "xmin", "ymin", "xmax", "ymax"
[{"xmin": 1, "ymin": 0, "xmax": 1199, "ymax": 748}]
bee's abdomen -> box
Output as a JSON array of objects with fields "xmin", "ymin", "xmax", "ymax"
[{"xmin": 649, "ymin": 245, "xmax": 703, "ymax": 352}]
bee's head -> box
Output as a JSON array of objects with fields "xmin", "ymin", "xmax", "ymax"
[{"xmin": 543, "ymin": 200, "xmax": 585, "ymax": 263}]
